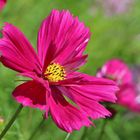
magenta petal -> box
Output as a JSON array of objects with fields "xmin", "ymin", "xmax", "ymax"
[
  {"xmin": 0, "ymin": 0, "xmax": 6, "ymax": 11},
  {"xmin": 0, "ymin": 23, "xmax": 41, "ymax": 74},
  {"xmin": 37, "ymin": 10, "xmax": 90, "ymax": 71},
  {"xmin": 117, "ymin": 84, "xmax": 135, "ymax": 105},
  {"xmin": 56, "ymin": 71, "xmax": 118, "ymax": 119},
  {"xmin": 12, "ymin": 80, "xmax": 47, "ymax": 110},
  {"xmin": 63, "ymin": 72, "xmax": 118, "ymax": 102},
  {"xmin": 57, "ymin": 86, "xmax": 111, "ymax": 119},
  {"xmin": 64, "ymin": 55, "xmax": 88, "ymax": 72},
  {"xmin": 97, "ymin": 59, "xmax": 133, "ymax": 85},
  {"xmin": 133, "ymin": 95, "xmax": 140, "ymax": 112},
  {"xmin": 117, "ymin": 83, "xmax": 140, "ymax": 112},
  {"xmin": 48, "ymin": 87, "xmax": 92, "ymax": 132},
  {"xmin": 71, "ymin": 88, "xmax": 111, "ymax": 119}
]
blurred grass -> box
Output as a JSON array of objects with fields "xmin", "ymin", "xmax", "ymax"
[{"xmin": 0, "ymin": 0, "xmax": 140, "ymax": 140}]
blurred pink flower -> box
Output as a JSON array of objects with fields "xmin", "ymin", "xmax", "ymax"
[
  {"xmin": 0, "ymin": 0, "xmax": 6, "ymax": 11},
  {"xmin": 100, "ymin": 0, "xmax": 133, "ymax": 15},
  {"xmin": 97, "ymin": 59, "xmax": 140, "ymax": 112},
  {"xmin": 0, "ymin": 10, "xmax": 118, "ymax": 132}
]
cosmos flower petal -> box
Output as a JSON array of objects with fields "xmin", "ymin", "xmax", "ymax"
[
  {"xmin": 117, "ymin": 83, "xmax": 140, "ymax": 111},
  {"xmin": 75, "ymin": 98, "xmax": 111, "ymax": 119},
  {"xmin": 48, "ymin": 87, "xmax": 92, "ymax": 132},
  {"xmin": 18, "ymin": 72, "xmax": 51, "ymax": 90},
  {"xmin": 12, "ymin": 80, "xmax": 48, "ymax": 110},
  {"xmin": 73, "ymin": 92, "xmax": 111, "ymax": 119},
  {"xmin": 64, "ymin": 55, "xmax": 88, "ymax": 72},
  {"xmin": 62, "ymin": 72, "xmax": 118, "ymax": 102},
  {"xmin": 133, "ymin": 95, "xmax": 140, "ymax": 112},
  {"xmin": 97, "ymin": 59, "xmax": 132, "ymax": 84},
  {"xmin": 57, "ymin": 86, "xmax": 111, "ymax": 119},
  {"xmin": 37, "ymin": 9, "xmax": 90, "ymax": 71},
  {"xmin": 0, "ymin": 23, "xmax": 41, "ymax": 74},
  {"xmin": 0, "ymin": 0, "xmax": 6, "ymax": 11}
]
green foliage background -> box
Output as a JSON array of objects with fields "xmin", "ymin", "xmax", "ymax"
[{"xmin": 0, "ymin": 0, "xmax": 140, "ymax": 140}]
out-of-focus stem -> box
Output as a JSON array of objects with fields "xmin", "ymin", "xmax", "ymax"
[
  {"xmin": 64, "ymin": 133, "xmax": 71, "ymax": 140},
  {"xmin": 0, "ymin": 104, "xmax": 23, "ymax": 140}
]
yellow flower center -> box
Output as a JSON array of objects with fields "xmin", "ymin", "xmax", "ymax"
[{"xmin": 44, "ymin": 63, "xmax": 66, "ymax": 82}]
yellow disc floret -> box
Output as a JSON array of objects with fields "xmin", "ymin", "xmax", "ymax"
[{"xmin": 44, "ymin": 63, "xmax": 66, "ymax": 82}]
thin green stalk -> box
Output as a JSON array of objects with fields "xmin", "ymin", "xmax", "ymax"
[
  {"xmin": 64, "ymin": 133, "xmax": 71, "ymax": 140},
  {"xmin": 97, "ymin": 120, "xmax": 108, "ymax": 140},
  {"xmin": 0, "ymin": 104, "xmax": 23, "ymax": 140},
  {"xmin": 28, "ymin": 118, "xmax": 45, "ymax": 140},
  {"xmin": 80, "ymin": 127, "xmax": 88, "ymax": 140}
]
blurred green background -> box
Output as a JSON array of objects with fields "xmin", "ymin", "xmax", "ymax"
[{"xmin": 0, "ymin": 0, "xmax": 140, "ymax": 140}]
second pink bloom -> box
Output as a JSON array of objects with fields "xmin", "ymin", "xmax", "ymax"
[{"xmin": 97, "ymin": 59, "xmax": 140, "ymax": 112}]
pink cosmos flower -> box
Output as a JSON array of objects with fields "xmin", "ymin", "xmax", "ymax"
[
  {"xmin": 100, "ymin": 0, "xmax": 133, "ymax": 16},
  {"xmin": 0, "ymin": 10, "xmax": 118, "ymax": 132},
  {"xmin": 0, "ymin": 0, "xmax": 6, "ymax": 11},
  {"xmin": 97, "ymin": 59, "xmax": 140, "ymax": 112}
]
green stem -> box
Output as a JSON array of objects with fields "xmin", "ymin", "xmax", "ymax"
[
  {"xmin": 64, "ymin": 133, "xmax": 71, "ymax": 140},
  {"xmin": 28, "ymin": 118, "xmax": 45, "ymax": 140},
  {"xmin": 80, "ymin": 127, "xmax": 88, "ymax": 140},
  {"xmin": 0, "ymin": 104, "xmax": 23, "ymax": 140},
  {"xmin": 97, "ymin": 120, "xmax": 108, "ymax": 140}
]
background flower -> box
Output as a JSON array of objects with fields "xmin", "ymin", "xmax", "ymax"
[
  {"xmin": 97, "ymin": 59, "xmax": 140, "ymax": 112},
  {"xmin": 0, "ymin": 0, "xmax": 6, "ymax": 11},
  {"xmin": 99, "ymin": 0, "xmax": 133, "ymax": 16}
]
